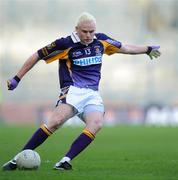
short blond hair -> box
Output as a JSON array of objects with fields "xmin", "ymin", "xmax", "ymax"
[{"xmin": 76, "ymin": 12, "xmax": 96, "ymax": 26}]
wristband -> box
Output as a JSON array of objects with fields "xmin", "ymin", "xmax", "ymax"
[
  {"xmin": 146, "ymin": 46, "xmax": 152, "ymax": 55},
  {"xmin": 13, "ymin": 75, "xmax": 21, "ymax": 83}
]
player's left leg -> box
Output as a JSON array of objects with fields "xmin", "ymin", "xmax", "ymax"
[
  {"xmin": 2, "ymin": 103, "xmax": 75, "ymax": 171},
  {"xmin": 55, "ymin": 106, "xmax": 104, "ymax": 170},
  {"xmin": 66, "ymin": 111, "xmax": 104, "ymax": 159}
]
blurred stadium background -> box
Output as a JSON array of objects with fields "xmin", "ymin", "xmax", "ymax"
[{"xmin": 0, "ymin": 0, "xmax": 178, "ymax": 126}]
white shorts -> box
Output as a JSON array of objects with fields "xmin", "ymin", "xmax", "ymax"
[{"xmin": 56, "ymin": 86, "xmax": 104, "ymax": 115}]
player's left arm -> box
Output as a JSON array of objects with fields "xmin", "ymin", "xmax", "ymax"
[{"xmin": 119, "ymin": 44, "xmax": 161, "ymax": 60}]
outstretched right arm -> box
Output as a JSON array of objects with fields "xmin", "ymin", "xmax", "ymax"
[
  {"xmin": 7, "ymin": 37, "xmax": 68, "ymax": 90},
  {"xmin": 7, "ymin": 52, "xmax": 40, "ymax": 90}
]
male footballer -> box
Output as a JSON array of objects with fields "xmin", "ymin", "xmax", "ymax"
[{"xmin": 2, "ymin": 12, "xmax": 161, "ymax": 171}]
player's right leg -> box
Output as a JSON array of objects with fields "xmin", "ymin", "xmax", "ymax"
[
  {"xmin": 54, "ymin": 109, "xmax": 104, "ymax": 170},
  {"xmin": 2, "ymin": 103, "xmax": 75, "ymax": 171}
]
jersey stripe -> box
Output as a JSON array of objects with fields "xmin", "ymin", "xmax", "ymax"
[{"xmin": 45, "ymin": 48, "xmax": 71, "ymax": 64}]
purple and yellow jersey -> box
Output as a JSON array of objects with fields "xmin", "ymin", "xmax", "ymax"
[{"xmin": 37, "ymin": 32, "xmax": 122, "ymax": 90}]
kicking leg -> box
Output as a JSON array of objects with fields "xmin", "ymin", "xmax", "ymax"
[
  {"xmin": 22, "ymin": 103, "xmax": 75, "ymax": 150},
  {"xmin": 2, "ymin": 103, "xmax": 75, "ymax": 171}
]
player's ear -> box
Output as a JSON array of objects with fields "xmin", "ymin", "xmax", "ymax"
[{"xmin": 75, "ymin": 26, "xmax": 78, "ymax": 32}]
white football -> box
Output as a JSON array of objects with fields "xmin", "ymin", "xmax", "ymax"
[{"xmin": 16, "ymin": 149, "xmax": 41, "ymax": 170}]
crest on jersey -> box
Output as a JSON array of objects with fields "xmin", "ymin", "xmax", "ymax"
[{"xmin": 94, "ymin": 46, "xmax": 102, "ymax": 56}]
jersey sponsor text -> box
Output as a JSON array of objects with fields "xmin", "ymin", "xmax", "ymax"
[{"xmin": 73, "ymin": 56, "xmax": 102, "ymax": 66}]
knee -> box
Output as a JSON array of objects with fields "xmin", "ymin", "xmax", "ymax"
[
  {"xmin": 87, "ymin": 119, "xmax": 103, "ymax": 134},
  {"xmin": 94, "ymin": 119, "xmax": 103, "ymax": 131},
  {"xmin": 48, "ymin": 114, "xmax": 65, "ymax": 132}
]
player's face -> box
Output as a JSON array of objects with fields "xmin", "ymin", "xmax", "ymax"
[{"xmin": 76, "ymin": 20, "xmax": 96, "ymax": 45}]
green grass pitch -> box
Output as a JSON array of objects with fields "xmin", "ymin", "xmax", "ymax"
[{"xmin": 0, "ymin": 124, "xmax": 178, "ymax": 180}]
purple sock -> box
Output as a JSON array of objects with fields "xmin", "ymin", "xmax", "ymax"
[
  {"xmin": 65, "ymin": 131, "xmax": 94, "ymax": 160},
  {"xmin": 22, "ymin": 125, "xmax": 52, "ymax": 150}
]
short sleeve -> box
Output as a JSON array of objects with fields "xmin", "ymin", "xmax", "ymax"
[
  {"xmin": 97, "ymin": 33, "xmax": 122, "ymax": 55},
  {"xmin": 37, "ymin": 37, "xmax": 68, "ymax": 60}
]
